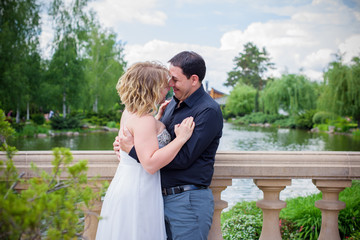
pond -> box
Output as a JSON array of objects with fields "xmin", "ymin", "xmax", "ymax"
[{"xmin": 9, "ymin": 122, "xmax": 360, "ymax": 209}]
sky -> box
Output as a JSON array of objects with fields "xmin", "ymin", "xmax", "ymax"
[{"xmin": 40, "ymin": 0, "xmax": 360, "ymax": 94}]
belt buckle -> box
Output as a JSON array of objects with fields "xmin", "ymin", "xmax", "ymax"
[{"xmin": 162, "ymin": 188, "xmax": 168, "ymax": 196}]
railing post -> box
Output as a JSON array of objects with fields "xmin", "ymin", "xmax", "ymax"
[
  {"xmin": 313, "ymin": 179, "xmax": 352, "ymax": 240},
  {"xmin": 254, "ymin": 179, "xmax": 291, "ymax": 240},
  {"xmin": 83, "ymin": 199, "xmax": 102, "ymax": 240},
  {"xmin": 208, "ymin": 179, "xmax": 232, "ymax": 240}
]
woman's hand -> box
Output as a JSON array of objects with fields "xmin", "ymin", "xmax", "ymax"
[
  {"xmin": 174, "ymin": 117, "xmax": 195, "ymax": 143},
  {"xmin": 113, "ymin": 135, "xmax": 121, "ymax": 161},
  {"xmin": 155, "ymin": 100, "xmax": 171, "ymax": 120}
]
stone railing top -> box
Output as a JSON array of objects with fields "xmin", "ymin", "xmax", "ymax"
[{"xmin": 1, "ymin": 150, "xmax": 359, "ymax": 180}]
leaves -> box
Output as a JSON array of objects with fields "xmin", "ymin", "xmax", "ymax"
[{"xmin": 0, "ymin": 129, "xmax": 105, "ymax": 240}]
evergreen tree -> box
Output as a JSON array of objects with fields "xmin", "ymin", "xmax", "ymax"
[{"xmin": 224, "ymin": 42, "xmax": 275, "ymax": 112}]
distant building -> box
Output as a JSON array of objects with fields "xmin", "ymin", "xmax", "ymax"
[{"xmin": 207, "ymin": 87, "xmax": 227, "ymax": 105}]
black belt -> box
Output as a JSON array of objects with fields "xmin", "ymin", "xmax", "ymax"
[{"xmin": 162, "ymin": 184, "xmax": 207, "ymax": 196}]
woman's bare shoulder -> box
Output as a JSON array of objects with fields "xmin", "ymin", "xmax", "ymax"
[{"xmin": 125, "ymin": 113, "xmax": 157, "ymax": 134}]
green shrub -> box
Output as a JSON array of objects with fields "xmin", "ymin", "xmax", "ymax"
[
  {"xmin": 273, "ymin": 117, "xmax": 296, "ymax": 128},
  {"xmin": 0, "ymin": 147, "xmax": 106, "ymax": 239},
  {"xmin": 50, "ymin": 116, "xmax": 81, "ymax": 130},
  {"xmin": 312, "ymin": 111, "xmax": 335, "ymax": 124},
  {"xmin": 280, "ymin": 181, "xmax": 360, "ymax": 239},
  {"xmin": 221, "ymin": 201, "xmax": 262, "ymax": 240},
  {"xmin": 234, "ymin": 112, "xmax": 286, "ymax": 125},
  {"xmin": 338, "ymin": 181, "xmax": 360, "ymax": 239},
  {"xmin": 0, "ymin": 112, "xmax": 106, "ymax": 239},
  {"xmin": 280, "ymin": 194, "xmax": 322, "ymax": 240},
  {"xmin": 314, "ymin": 124, "xmax": 329, "ymax": 132},
  {"xmin": 31, "ymin": 113, "xmax": 45, "ymax": 125},
  {"xmin": 21, "ymin": 124, "xmax": 37, "ymax": 137},
  {"xmin": 222, "ymin": 214, "xmax": 262, "ymax": 240},
  {"xmin": 295, "ymin": 110, "xmax": 317, "ymax": 129},
  {"xmin": 106, "ymin": 121, "xmax": 118, "ymax": 128}
]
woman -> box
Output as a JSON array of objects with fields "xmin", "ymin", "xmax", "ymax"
[{"xmin": 96, "ymin": 62, "xmax": 195, "ymax": 240}]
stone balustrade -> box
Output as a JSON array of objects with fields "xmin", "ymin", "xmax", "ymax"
[{"xmin": 2, "ymin": 150, "xmax": 359, "ymax": 240}]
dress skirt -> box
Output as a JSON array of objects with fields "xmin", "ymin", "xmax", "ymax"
[{"xmin": 95, "ymin": 150, "xmax": 166, "ymax": 240}]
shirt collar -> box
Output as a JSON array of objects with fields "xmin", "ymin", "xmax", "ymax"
[{"xmin": 173, "ymin": 84, "xmax": 206, "ymax": 108}]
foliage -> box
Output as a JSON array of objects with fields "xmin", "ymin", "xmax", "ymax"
[
  {"xmin": 353, "ymin": 129, "xmax": 360, "ymax": 137},
  {"xmin": 318, "ymin": 56, "xmax": 360, "ymax": 127},
  {"xmin": 0, "ymin": 109, "xmax": 106, "ymax": 239},
  {"xmin": 224, "ymin": 42, "xmax": 275, "ymax": 90},
  {"xmin": 261, "ymin": 74, "xmax": 318, "ymax": 116},
  {"xmin": 273, "ymin": 117, "xmax": 297, "ymax": 128},
  {"xmin": 83, "ymin": 16, "xmax": 127, "ymax": 113},
  {"xmin": 222, "ymin": 214, "xmax": 262, "ymax": 240},
  {"xmin": 224, "ymin": 83, "xmax": 257, "ymax": 118},
  {"xmin": 312, "ymin": 111, "xmax": 336, "ymax": 124},
  {"xmin": 295, "ymin": 110, "xmax": 317, "ymax": 129},
  {"xmin": 221, "ymin": 201, "xmax": 262, "ymax": 240},
  {"xmin": 338, "ymin": 181, "xmax": 360, "ymax": 239},
  {"xmin": 0, "ymin": 147, "xmax": 105, "ymax": 239},
  {"xmin": 50, "ymin": 115, "xmax": 81, "ymax": 130},
  {"xmin": 233, "ymin": 112, "xmax": 286, "ymax": 125},
  {"xmin": 280, "ymin": 194, "xmax": 322, "ymax": 240},
  {"xmin": 0, "ymin": 0, "xmax": 42, "ymax": 123},
  {"xmin": 106, "ymin": 121, "xmax": 118, "ymax": 128},
  {"xmin": 279, "ymin": 181, "xmax": 360, "ymax": 239},
  {"xmin": 31, "ymin": 113, "xmax": 46, "ymax": 125},
  {"xmin": 224, "ymin": 42, "xmax": 275, "ymax": 112}
]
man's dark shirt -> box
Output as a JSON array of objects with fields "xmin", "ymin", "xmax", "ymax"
[{"xmin": 129, "ymin": 85, "xmax": 223, "ymax": 188}]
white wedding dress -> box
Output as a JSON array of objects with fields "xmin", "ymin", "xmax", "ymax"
[{"xmin": 96, "ymin": 129, "xmax": 171, "ymax": 240}]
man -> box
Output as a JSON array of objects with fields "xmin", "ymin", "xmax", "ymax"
[{"xmin": 117, "ymin": 51, "xmax": 223, "ymax": 240}]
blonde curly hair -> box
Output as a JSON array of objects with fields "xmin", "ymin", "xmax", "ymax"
[{"xmin": 116, "ymin": 61, "xmax": 170, "ymax": 116}]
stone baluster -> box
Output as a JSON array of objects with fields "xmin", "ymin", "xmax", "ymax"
[
  {"xmin": 208, "ymin": 179, "xmax": 233, "ymax": 240},
  {"xmin": 254, "ymin": 179, "xmax": 291, "ymax": 240},
  {"xmin": 83, "ymin": 199, "xmax": 102, "ymax": 240},
  {"xmin": 313, "ymin": 179, "xmax": 352, "ymax": 240}
]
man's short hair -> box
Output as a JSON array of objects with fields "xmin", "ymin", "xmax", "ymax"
[{"xmin": 168, "ymin": 51, "xmax": 206, "ymax": 82}]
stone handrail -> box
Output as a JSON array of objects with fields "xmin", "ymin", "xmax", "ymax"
[{"xmin": 1, "ymin": 150, "xmax": 359, "ymax": 240}]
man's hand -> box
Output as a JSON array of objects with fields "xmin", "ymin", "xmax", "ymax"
[{"xmin": 119, "ymin": 127, "xmax": 134, "ymax": 154}]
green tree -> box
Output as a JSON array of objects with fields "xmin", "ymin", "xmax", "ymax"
[
  {"xmin": 47, "ymin": 0, "xmax": 90, "ymax": 117},
  {"xmin": 224, "ymin": 42, "xmax": 275, "ymax": 112},
  {"xmin": 0, "ymin": 0, "xmax": 41, "ymax": 122},
  {"xmin": 318, "ymin": 56, "xmax": 360, "ymax": 127},
  {"xmin": 84, "ymin": 18, "xmax": 127, "ymax": 112},
  {"xmin": 261, "ymin": 74, "xmax": 318, "ymax": 116},
  {"xmin": 224, "ymin": 83, "xmax": 257, "ymax": 118}
]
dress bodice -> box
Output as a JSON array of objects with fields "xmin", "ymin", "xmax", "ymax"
[{"xmin": 157, "ymin": 128, "xmax": 171, "ymax": 148}]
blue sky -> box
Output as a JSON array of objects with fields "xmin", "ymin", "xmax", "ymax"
[{"xmin": 41, "ymin": 0, "xmax": 360, "ymax": 93}]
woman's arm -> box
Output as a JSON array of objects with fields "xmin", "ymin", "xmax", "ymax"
[{"xmin": 130, "ymin": 115, "xmax": 194, "ymax": 174}]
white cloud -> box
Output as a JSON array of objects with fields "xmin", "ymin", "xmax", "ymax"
[
  {"xmin": 89, "ymin": 0, "xmax": 167, "ymax": 28},
  {"xmin": 301, "ymin": 49, "xmax": 334, "ymax": 70},
  {"xmin": 339, "ymin": 34, "xmax": 360, "ymax": 63},
  {"xmin": 218, "ymin": 0, "xmax": 360, "ymax": 83},
  {"xmin": 124, "ymin": 39, "xmax": 234, "ymax": 93}
]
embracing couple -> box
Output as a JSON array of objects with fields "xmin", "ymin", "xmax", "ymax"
[{"xmin": 96, "ymin": 51, "xmax": 223, "ymax": 240}]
